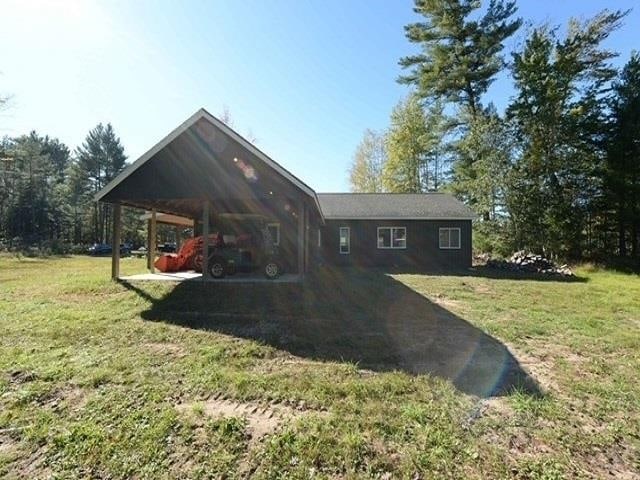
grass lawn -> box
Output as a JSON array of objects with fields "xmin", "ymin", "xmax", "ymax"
[{"xmin": 0, "ymin": 255, "xmax": 639, "ymax": 479}]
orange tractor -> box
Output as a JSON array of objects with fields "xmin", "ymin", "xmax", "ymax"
[{"xmin": 154, "ymin": 227, "xmax": 283, "ymax": 279}]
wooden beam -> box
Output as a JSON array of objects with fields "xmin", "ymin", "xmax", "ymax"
[
  {"xmin": 146, "ymin": 219, "xmax": 152, "ymax": 270},
  {"xmin": 149, "ymin": 209, "xmax": 157, "ymax": 273},
  {"xmin": 111, "ymin": 203, "xmax": 121, "ymax": 280},
  {"xmin": 202, "ymin": 201, "xmax": 210, "ymax": 280}
]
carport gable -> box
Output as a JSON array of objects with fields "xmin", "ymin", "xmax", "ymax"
[{"xmin": 96, "ymin": 108, "xmax": 321, "ymax": 220}]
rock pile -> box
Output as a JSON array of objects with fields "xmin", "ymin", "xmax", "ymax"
[{"xmin": 487, "ymin": 251, "xmax": 574, "ymax": 276}]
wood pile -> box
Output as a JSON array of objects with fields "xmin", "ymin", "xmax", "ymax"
[{"xmin": 487, "ymin": 251, "xmax": 574, "ymax": 276}]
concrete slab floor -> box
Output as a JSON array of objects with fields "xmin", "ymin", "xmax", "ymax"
[{"xmin": 119, "ymin": 271, "xmax": 301, "ymax": 283}]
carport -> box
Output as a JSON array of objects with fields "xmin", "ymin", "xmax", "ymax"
[{"xmin": 96, "ymin": 108, "xmax": 323, "ymax": 281}]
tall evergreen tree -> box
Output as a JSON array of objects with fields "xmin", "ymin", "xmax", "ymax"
[
  {"xmin": 606, "ymin": 52, "xmax": 640, "ymax": 257},
  {"xmin": 74, "ymin": 123, "xmax": 127, "ymax": 243},
  {"xmin": 399, "ymin": 0, "xmax": 521, "ymax": 119},
  {"xmin": 454, "ymin": 106, "xmax": 514, "ymax": 221},
  {"xmin": 0, "ymin": 132, "xmax": 70, "ymax": 244},
  {"xmin": 349, "ymin": 129, "xmax": 387, "ymax": 192},
  {"xmin": 507, "ymin": 10, "xmax": 626, "ymax": 258}
]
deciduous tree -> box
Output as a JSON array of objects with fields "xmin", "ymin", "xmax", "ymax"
[{"xmin": 349, "ymin": 129, "xmax": 387, "ymax": 192}]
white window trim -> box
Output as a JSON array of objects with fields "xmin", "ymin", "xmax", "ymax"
[
  {"xmin": 439, "ymin": 227, "xmax": 461, "ymax": 249},
  {"xmin": 267, "ymin": 223, "xmax": 280, "ymax": 246},
  {"xmin": 377, "ymin": 226, "xmax": 407, "ymax": 250},
  {"xmin": 339, "ymin": 227, "xmax": 350, "ymax": 254}
]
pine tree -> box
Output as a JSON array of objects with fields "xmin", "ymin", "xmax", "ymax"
[
  {"xmin": 74, "ymin": 123, "xmax": 127, "ymax": 243},
  {"xmin": 454, "ymin": 106, "xmax": 514, "ymax": 221},
  {"xmin": 606, "ymin": 52, "xmax": 640, "ymax": 257},
  {"xmin": 399, "ymin": 0, "xmax": 521, "ymax": 119},
  {"xmin": 349, "ymin": 129, "xmax": 387, "ymax": 192},
  {"xmin": 1, "ymin": 132, "xmax": 70, "ymax": 245},
  {"xmin": 507, "ymin": 10, "xmax": 626, "ymax": 259}
]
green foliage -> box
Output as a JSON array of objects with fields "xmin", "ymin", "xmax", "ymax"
[
  {"xmin": 0, "ymin": 132, "xmax": 70, "ymax": 244},
  {"xmin": 0, "ymin": 123, "xmax": 142, "ymax": 250},
  {"xmin": 72, "ymin": 123, "xmax": 128, "ymax": 243},
  {"xmin": 349, "ymin": 129, "xmax": 386, "ymax": 192},
  {"xmin": 399, "ymin": 0, "xmax": 521, "ymax": 118},
  {"xmin": 604, "ymin": 52, "xmax": 640, "ymax": 257},
  {"xmin": 383, "ymin": 95, "xmax": 429, "ymax": 192},
  {"xmin": 389, "ymin": 2, "xmax": 638, "ymax": 261},
  {"xmin": 453, "ymin": 107, "xmax": 514, "ymax": 222},
  {"xmin": 506, "ymin": 10, "xmax": 626, "ymax": 259}
]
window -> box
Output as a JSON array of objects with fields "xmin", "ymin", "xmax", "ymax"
[
  {"xmin": 439, "ymin": 227, "xmax": 461, "ymax": 249},
  {"xmin": 318, "ymin": 229, "xmax": 322, "ymax": 248},
  {"xmin": 377, "ymin": 227, "xmax": 406, "ymax": 249},
  {"xmin": 267, "ymin": 223, "xmax": 280, "ymax": 246},
  {"xmin": 339, "ymin": 227, "xmax": 350, "ymax": 254}
]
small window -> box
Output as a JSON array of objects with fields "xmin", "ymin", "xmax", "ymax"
[
  {"xmin": 377, "ymin": 227, "xmax": 407, "ymax": 249},
  {"xmin": 339, "ymin": 227, "xmax": 350, "ymax": 254},
  {"xmin": 439, "ymin": 227, "xmax": 461, "ymax": 249},
  {"xmin": 318, "ymin": 229, "xmax": 322, "ymax": 248},
  {"xmin": 267, "ymin": 223, "xmax": 280, "ymax": 246}
]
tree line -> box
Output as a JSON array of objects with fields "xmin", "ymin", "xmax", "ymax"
[
  {"xmin": 0, "ymin": 124, "xmax": 145, "ymax": 252},
  {"xmin": 349, "ymin": 1, "xmax": 639, "ymax": 263},
  {"xmin": 0, "ymin": 108, "xmax": 249, "ymax": 253}
]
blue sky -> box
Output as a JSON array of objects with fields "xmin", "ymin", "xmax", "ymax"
[{"xmin": 1, "ymin": 0, "xmax": 638, "ymax": 192}]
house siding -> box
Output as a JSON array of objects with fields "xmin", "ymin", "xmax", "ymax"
[{"xmin": 318, "ymin": 219, "xmax": 472, "ymax": 270}]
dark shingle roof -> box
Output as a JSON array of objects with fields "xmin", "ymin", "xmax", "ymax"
[{"xmin": 317, "ymin": 193, "xmax": 476, "ymax": 220}]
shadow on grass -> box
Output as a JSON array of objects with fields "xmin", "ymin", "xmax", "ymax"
[
  {"xmin": 382, "ymin": 265, "xmax": 588, "ymax": 283},
  {"xmin": 121, "ymin": 268, "xmax": 543, "ymax": 398}
]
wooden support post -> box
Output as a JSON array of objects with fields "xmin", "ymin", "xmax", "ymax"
[
  {"xmin": 146, "ymin": 219, "xmax": 152, "ymax": 270},
  {"xmin": 175, "ymin": 225, "xmax": 181, "ymax": 251},
  {"xmin": 202, "ymin": 201, "xmax": 210, "ymax": 280},
  {"xmin": 297, "ymin": 201, "xmax": 305, "ymax": 277},
  {"xmin": 111, "ymin": 203, "xmax": 121, "ymax": 280},
  {"xmin": 149, "ymin": 209, "xmax": 157, "ymax": 273}
]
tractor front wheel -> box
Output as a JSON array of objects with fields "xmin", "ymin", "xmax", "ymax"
[
  {"xmin": 264, "ymin": 260, "xmax": 280, "ymax": 279},
  {"xmin": 209, "ymin": 256, "xmax": 227, "ymax": 279}
]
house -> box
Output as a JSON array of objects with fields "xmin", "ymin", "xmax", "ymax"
[
  {"xmin": 96, "ymin": 109, "xmax": 474, "ymax": 280},
  {"xmin": 317, "ymin": 193, "xmax": 474, "ymax": 270}
]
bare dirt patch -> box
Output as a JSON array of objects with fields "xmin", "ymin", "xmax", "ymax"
[
  {"xmin": 43, "ymin": 386, "xmax": 88, "ymax": 412},
  {"xmin": 177, "ymin": 395, "xmax": 305, "ymax": 441},
  {"xmin": 504, "ymin": 342, "xmax": 559, "ymax": 393},
  {"xmin": 143, "ymin": 342, "xmax": 186, "ymax": 358},
  {"xmin": 0, "ymin": 435, "xmax": 19, "ymax": 458},
  {"xmin": 0, "ymin": 438, "xmax": 50, "ymax": 480},
  {"xmin": 473, "ymin": 283, "xmax": 494, "ymax": 295},
  {"xmin": 431, "ymin": 293, "xmax": 463, "ymax": 309}
]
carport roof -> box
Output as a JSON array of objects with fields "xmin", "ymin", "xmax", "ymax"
[
  {"xmin": 95, "ymin": 108, "xmax": 322, "ymax": 215},
  {"xmin": 317, "ymin": 193, "xmax": 477, "ymax": 220}
]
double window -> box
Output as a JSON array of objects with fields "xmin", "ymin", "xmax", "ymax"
[
  {"xmin": 339, "ymin": 227, "xmax": 350, "ymax": 254},
  {"xmin": 439, "ymin": 227, "xmax": 461, "ymax": 249},
  {"xmin": 377, "ymin": 227, "xmax": 406, "ymax": 249}
]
